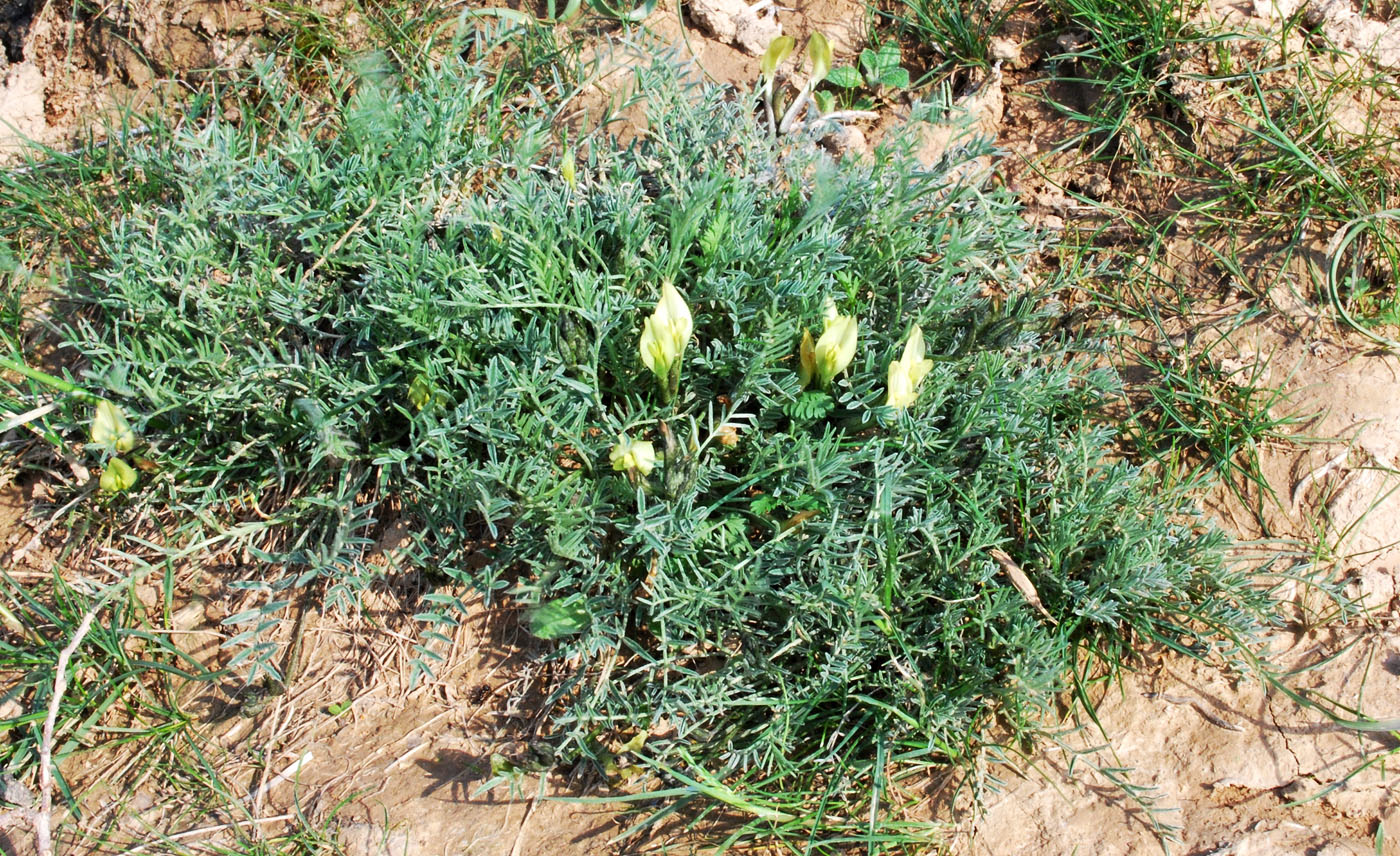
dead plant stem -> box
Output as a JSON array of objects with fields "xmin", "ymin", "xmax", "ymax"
[{"xmin": 34, "ymin": 604, "xmax": 100, "ymax": 856}]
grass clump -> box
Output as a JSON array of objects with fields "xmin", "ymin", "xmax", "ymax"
[
  {"xmin": 884, "ymin": 0, "xmax": 1017, "ymax": 74},
  {"xmin": 1042, "ymin": 0, "xmax": 1215, "ymax": 155},
  {"xmin": 2, "ymin": 28, "xmax": 1275, "ymax": 848}
]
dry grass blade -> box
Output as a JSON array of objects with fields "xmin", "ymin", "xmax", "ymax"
[{"xmin": 990, "ymin": 548, "xmax": 1057, "ymax": 625}]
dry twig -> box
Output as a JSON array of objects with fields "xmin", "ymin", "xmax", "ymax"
[{"xmin": 35, "ymin": 605, "xmax": 100, "ymax": 856}]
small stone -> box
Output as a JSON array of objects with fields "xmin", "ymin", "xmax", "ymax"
[
  {"xmin": 689, "ymin": 0, "xmax": 742, "ymax": 44},
  {"xmin": 733, "ymin": 8, "xmax": 782, "ymax": 57},
  {"xmin": 0, "ymin": 772, "xmax": 33, "ymax": 807},
  {"xmin": 988, "ymin": 37, "xmax": 1022, "ymax": 66},
  {"xmin": 1383, "ymin": 804, "xmax": 1400, "ymax": 842},
  {"xmin": 1252, "ymin": 0, "xmax": 1304, "ymax": 19},
  {"xmin": 171, "ymin": 597, "xmax": 208, "ymax": 630}
]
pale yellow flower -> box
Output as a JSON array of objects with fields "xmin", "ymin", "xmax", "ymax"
[
  {"xmin": 91, "ymin": 400, "xmax": 137, "ymax": 454},
  {"xmin": 638, "ymin": 282, "xmax": 693, "ymax": 387},
  {"xmin": 610, "ymin": 434, "xmax": 656, "ymax": 476},
  {"xmin": 814, "ymin": 307, "xmax": 858, "ymax": 387},
  {"xmin": 886, "ymin": 324, "xmax": 935, "ymax": 410},
  {"xmin": 99, "ymin": 457, "xmax": 138, "ymax": 493}
]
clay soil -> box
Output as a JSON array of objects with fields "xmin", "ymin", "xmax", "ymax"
[{"xmin": 5, "ymin": 0, "xmax": 1400, "ymax": 853}]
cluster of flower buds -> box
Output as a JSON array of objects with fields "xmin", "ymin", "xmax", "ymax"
[
  {"xmin": 797, "ymin": 299, "xmax": 932, "ymax": 410},
  {"xmin": 612, "ymin": 286, "xmax": 939, "ymax": 479},
  {"xmin": 91, "ymin": 400, "xmax": 139, "ymax": 493}
]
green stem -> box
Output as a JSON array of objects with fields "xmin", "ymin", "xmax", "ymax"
[{"xmin": 0, "ymin": 355, "xmax": 99, "ymax": 403}]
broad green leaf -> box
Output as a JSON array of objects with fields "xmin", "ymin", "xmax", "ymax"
[
  {"xmin": 527, "ymin": 596, "xmax": 591, "ymax": 639},
  {"xmin": 812, "ymin": 90, "xmax": 836, "ymax": 114},
  {"xmin": 880, "ymin": 67, "xmax": 910, "ymax": 89},
  {"xmin": 858, "ymin": 47, "xmax": 878, "ymax": 80},
  {"xmin": 825, "ymin": 66, "xmax": 862, "ymax": 89},
  {"xmin": 873, "ymin": 42, "xmax": 903, "ymax": 76},
  {"xmin": 865, "ymin": 42, "xmax": 908, "ymax": 89}
]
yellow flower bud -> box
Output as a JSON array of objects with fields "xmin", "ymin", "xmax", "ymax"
[
  {"xmin": 638, "ymin": 282, "xmax": 693, "ymax": 391},
  {"xmin": 610, "ymin": 434, "xmax": 656, "ymax": 476},
  {"xmin": 814, "ymin": 310, "xmax": 858, "ymax": 387},
  {"xmin": 886, "ymin": 324, "xmax": 935, "ymax": 410},
  {"xmin": 798, "ymin": 328, "xmax": 816, "ymax": 388},
  {"xmin": 91, "ymin": 400, "xmax": 137, "ymax": 454},
  {"xmin": 99, "ymin": 457, "xmax": 138, "ymax": 493},
  {"xmin": 561, "ymin": 148, "xmax": 577, "ymax": 189}
]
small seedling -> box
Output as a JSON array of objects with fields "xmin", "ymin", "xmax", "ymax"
[
  {"xmin": 827, "ymin": 41, "xmax": 911, "ymax": 95},
  {"xmin": 758, "ymin": 35, "xmax": 795, "ymax": 132},
  {"xmin": 763, "ymin": 32, "xmax": 880, "ymax": 136},
  {"xmin": 776, "ymin": 32, "xmax": 832, "ymax": 133}
]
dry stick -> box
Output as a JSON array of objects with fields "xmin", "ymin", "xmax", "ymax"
[
  {"xmin": 250, "ymin": 752, "xmax": 314, "ymax": 805},
  {"xmin": 116, "ymin": 813, "xmax": 295, "ymax": 855},
  {"xmin": 508, "ymin": 795, "xmax": 539, "ymax": 856},
  {"xmin": 1292, "ymin": 446, "xmax": 1353, "ymax": 512},
  {"xmin": 35, "ymin": 605, "xmax": 100, "ymax": 856},
  {"xmin": 303, "ymin": 198, "xmax": 380, "ymax": 280}
]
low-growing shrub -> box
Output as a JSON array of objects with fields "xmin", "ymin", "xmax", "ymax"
[{"xmin": 4, "ymin": 29, "xmax": 1271, "ymax": 847}]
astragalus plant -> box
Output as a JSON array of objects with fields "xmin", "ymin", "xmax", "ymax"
[{"xmin": 2, "ymin": 27, "xmax": 1271, "ymax": 849}]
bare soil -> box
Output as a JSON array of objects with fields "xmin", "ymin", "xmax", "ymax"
[{"xmin": 5, "ymin": 0, "xmax": 1400, "ymax": 853}]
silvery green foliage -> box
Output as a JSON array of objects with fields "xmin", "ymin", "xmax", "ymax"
[{"xmin": 40, "ymin": 33, "xmax": 1268, "ymax": 842}]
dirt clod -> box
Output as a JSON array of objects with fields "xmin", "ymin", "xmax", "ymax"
[
  {"xmin": 688, "ymin": 0, "xmax": 782, "ymax": 56},
  {"xmin": 1072, "ymin": 171, "xmax": 1112, "ymax": 199},
  {"xmin": 820, "ymin": 123, "xmax": 870, "ymax": 158},
  {"xmin": 988, "ymin": 36, "xmax": 1022, "ymax": 66},
  {"xmin": 1304, "ymin": 0, "xmax": 1400, "ymax": 69}
]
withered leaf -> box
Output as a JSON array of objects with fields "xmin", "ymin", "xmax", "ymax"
[{"xmin": 990, "ymin": 548, "xmax": 1057, "ymax": 625}]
